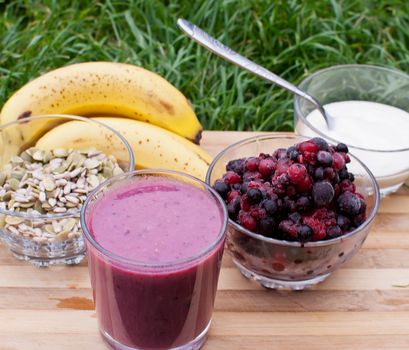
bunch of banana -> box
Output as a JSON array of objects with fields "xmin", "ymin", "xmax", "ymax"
[
  {"xmin": 35, "ymin": 117, "xmax": 212, "ymax": 180},
  {"xmin": 0, "ymin": 62, "xmax": 212, "ymax": 179}
]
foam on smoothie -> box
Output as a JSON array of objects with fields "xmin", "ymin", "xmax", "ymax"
[{"xmin": 88, "ymin": 178, "xmax": 224, "ymax": 263}]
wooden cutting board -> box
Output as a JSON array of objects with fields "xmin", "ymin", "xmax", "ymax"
[{"xmin": 1, "ymin": 131, "xmax": 409, "ymax": 350}]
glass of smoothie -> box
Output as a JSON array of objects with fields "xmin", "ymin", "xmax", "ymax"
[
  {"xmin": 81, "ymin": 169, "xmax": 228, "ymax": 350},
  {"xmin": 294, "ymin": 64, "xmax": 409, "ymax": 196}
]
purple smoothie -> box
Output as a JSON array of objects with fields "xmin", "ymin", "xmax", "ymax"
[{"xmin": 84, "ymin": 176, "xmax": 226, "ymax": 350}]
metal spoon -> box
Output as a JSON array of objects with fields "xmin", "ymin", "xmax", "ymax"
[{"xmin": 177, "ymin": 18, "xmax": 335, "ymax": 129}]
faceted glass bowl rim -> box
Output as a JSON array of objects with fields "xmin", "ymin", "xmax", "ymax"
[
  {"xmin": 80, "ymin": 169, "xmax": 229, "ymax": 269},
  {"xmin": 294, "ymin": 64, "xmax": 409, "ymax": 153},
  {"xmin": 205, "ymin": 134, "xmax": 380, "ymax": 248},
  {"xmin": 0, "ymin": 113, "xmax": 135, "ymax": 220}
]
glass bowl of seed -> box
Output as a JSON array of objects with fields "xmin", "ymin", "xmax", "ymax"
[{"xmin": 0, "ymin": 114, "xmax": 135, "ymax": 266}]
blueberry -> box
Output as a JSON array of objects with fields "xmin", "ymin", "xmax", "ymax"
[
  {"xmin": 297, "ymin": 225, "xmax": 313, "ymax": 242},
  {"xmin": 258, "ymin": 217, "xmax": 276, "ymax": 236},
  {"xmin": 353, "ymin": 213, "xmax": 366, "ymax": 226},
  {"xmin": 317, "ymin": 151, "xmax": 333, "ymax": 166},
  {"xmin": 226, "ymin": 158, "xmax": 245, "ymax": 174},
  {"xmin": 312, "ymin": 137, "xmax": 330, "ymax": 151},
  {"xmin": 336, "ymin": 143, "xmax": 349, "ymax": 153},
  {"xmin": 312, "ymin": 181, "xmax": 335, "ymax": 206},
  {"xmin": 286, "ymin": 146, "xmax": 300, "ymax": 161},
  {"xmin": 332, "ymin": 172, "xmax": 340, "ymax": 184},
  {"xmin": 348, "ymin": 172, "xmax": 355, "ymax": 182},
  {"xmin": 296, "ymin": 196, "xmax": 311, "ymax": 211},
  {"xmin": 247, "ymin": 188, "xmax": 262, "ymax": 204},
  {"xmin": 339, "ymin": 167, "xmax": 349, "ymax": 180},
  {"xmin": 214, "ymin": 181, "xmax": 230, "ymax": 199},
  {"xmin": 337, "ymin": 192, "xmax": 361, "ymax": 215},
  {"xmin": 326, "ymin": 225, "xmax": 342, "ymax": 239},
  {"xmin": 283, "ymin": 196, "xmax": 296, "ymax": 212},
  {"xmin": 337, "ymin": 214, "xmax": 350, "ymax": 230},
  {"xmin": 263, "ymin": 199, "xmax": 278, "ymax": 215},
  {"xmin": 314, "ymin": 167, "xmax": 324, "ymax": 180},
  {"xmin": 240, "ymin": 182, "xmax": 248, "ymax": 194},
  {"xmin": 227, "ymin": 196, "xmax": 241, "ymax": 219}
]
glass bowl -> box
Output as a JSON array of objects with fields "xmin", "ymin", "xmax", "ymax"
[
  {"xmin": 206, "ymin": 135, "xmax": 380, "ymax": 290},
  {"xmin": 294, "ymin": 64, "xmax": 409, "ymax": 196},
  {"xmin": 0, "ymin": 114, "xmax": 134, "ymax": 266}
]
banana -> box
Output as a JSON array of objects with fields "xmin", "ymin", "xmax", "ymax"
[
  {"xmin": 35, "ymin": 117, "xmax": 212, "ymax": 180},
  {"xmin": 1, "ymin": 62, "xmax": 202, "ymax": 144}
]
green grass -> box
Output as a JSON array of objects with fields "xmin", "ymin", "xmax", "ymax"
[{"xmin": 2, "ymin": 0, "xmax": 409, "ymax": 131}]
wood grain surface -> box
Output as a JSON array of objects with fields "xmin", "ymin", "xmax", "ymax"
[{"xmin": 1, "ymin": 131, "xmax": 409, "ymax": 350}]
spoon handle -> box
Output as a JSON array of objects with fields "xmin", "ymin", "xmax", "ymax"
[{"xmin": 177, "ymin": 19, "xmax": 325, "ymax": 115}]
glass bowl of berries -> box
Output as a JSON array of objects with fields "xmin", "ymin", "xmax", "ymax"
[{"xmin": 206, "ymin": 135, "xmax": 380, "ymax": 290}]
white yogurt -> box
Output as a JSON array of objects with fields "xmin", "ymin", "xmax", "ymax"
[{"xmin": 297, "ymin": 100, "xmax": 409, "ymax": 179}]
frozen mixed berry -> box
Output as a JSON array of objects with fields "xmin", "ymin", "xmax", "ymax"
[
  {"xmin": 226, "ymin": 159, "xmax": 245, "ymax": 174},
  {"xmin": 286, "ymin": 146, "xmax": 300, "ymax": 161},
  {"xmin": 258, "ymin": 158, "xmax": 275, "ymax": 177},
  {"xmin": 337, "ymin": 191, "xmax": 362, "ymax": 216},
  {"xmin": 314, "ymin": 167, "xmax": 325, "ymax": 180},
  {"xmin": 336, "ymin": 143, "xmax": 349, "ymax": 153},
  {"xmin": 247, "ymin": 188, "xmax": 263, "ymax": 204},
  {"xmin": 288, "ymin": 163, "xmax": 307, "ymax": 184},
  {"xmin": 317, "ymin": 151, "xmax": 333, "ymax": 167},
  {"xmin": 297, "ymin": 224, "xmax": 313, "ymax": 242},
  {"xmin": 258, "ymin": 217, "xmax": 276, "ymax": 236},
  {"xmin": 332, "ymin": 152, "xmax": 345, "ymax": 171},
  {"xmin": 326, "ymin": 225, "xmax": 342, "ymax": 239},
  {"xmin": 227, "ymin": 196, "xmax": 241, "ymax": 219},
  {"xmin": 312, "ymin": 137, "xmax": 330, "ymax": 151},
  {"xmin": 223, "ymin": 171, "xmax": 241, "ymax": 185},
  {"xmin": 312, "ymin": 181, "xmax": 334, "ymax": 206},
  {"xmin": 214, "ymin": 180, "xmax": 230, "ymax": 199},
  {"xmin": 296, "ymin": 196, "xmax": 311, "ymax": 211},
  {"xmin": 245, "ymin": 157, "xmax": 260, "ymax": 172},
  {"xmin": 227, "ymin": 190, "xmax": 240, "ymax": 203},
  {"xmin": 263, "ymin": 199, "xmax": 278, "ymax": 215},
  {"xmin": 337, "ymin": 214, "xmax": 351, "ymax": 231},
  {"xmin": 214, "ymin": 137, "xmax": 367, "ymax": 243}
]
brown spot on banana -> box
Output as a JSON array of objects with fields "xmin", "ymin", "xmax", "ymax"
[
  {"xmin": 193, "ymin": 129, "xmax": 203, "ymax": 145},
  {"xmin": 17, "ymin": 110, "xmax": 32, "ymax": 121},
  {"xmin": 159, "ymin": 99, "xmax": 175, "ymax": 115}
]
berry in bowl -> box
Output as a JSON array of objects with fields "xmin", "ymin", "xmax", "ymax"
[{"xmin": 206, "ymin": 135, "xmax": 380, "ymax": 290}]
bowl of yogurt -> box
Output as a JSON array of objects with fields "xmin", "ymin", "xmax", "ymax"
[{"xmin": 294, "ymin": 64, "xmax": 409, "ymax": 196}]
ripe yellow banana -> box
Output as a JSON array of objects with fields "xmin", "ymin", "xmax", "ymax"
[
  {"xmin": 35, "ymin": 117, "xmax": 212, "ymax": 180},
  {"xmin": 1, "ymin": 62, "xmax": 202, "ymax": 144}
]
